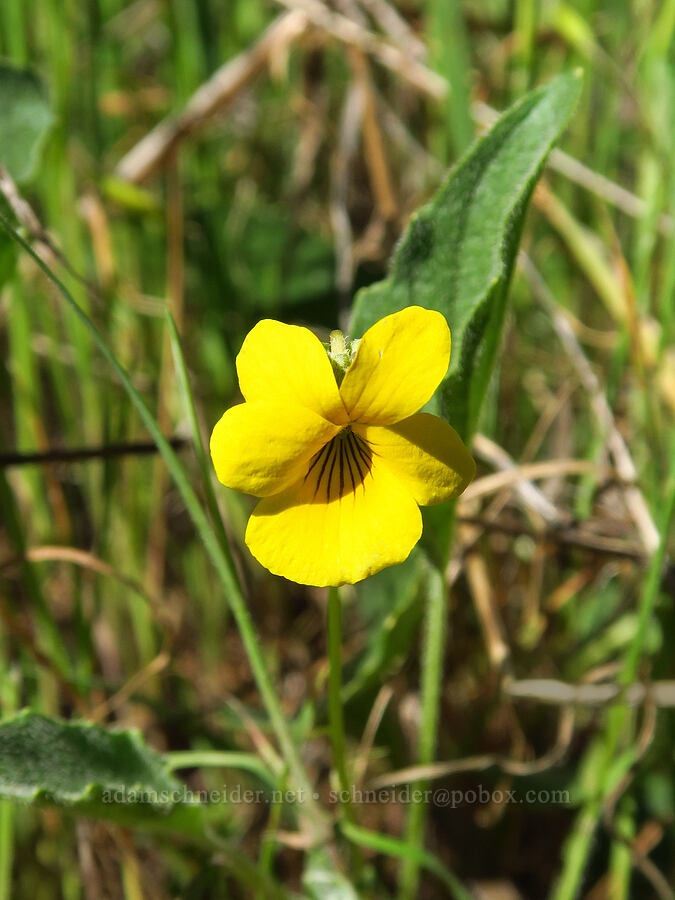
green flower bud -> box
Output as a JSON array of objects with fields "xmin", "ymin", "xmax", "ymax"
[{"xmin": 326, "ymin": 330, "xmax": 360, "ymax": 385}]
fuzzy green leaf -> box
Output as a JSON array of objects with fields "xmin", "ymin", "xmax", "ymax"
[
  {"xmin": 350, "ymin": 72, "xmax": 582, "ymax": 441},
  {"xmin": 0, "ymin": 63, "xmax": 54, "ymax": 183},
  {"xmin": 0, "ymin": 711, "xmax": 204, "ymax": 834}
]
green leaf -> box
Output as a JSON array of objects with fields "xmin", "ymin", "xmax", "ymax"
[
  {"xmin": 0, "ymin": 63, "xmax": 54, "ymax": 183},
  {"xmin": 340, "ymin": 820, "xmax": 472, "ymax": 900},
  {"xmin": 351, "ymin": 71, "xmax": 582, "ymax": 441},
  {"xmin": 0, "ymin": 711, "xmax": 204, "ymax": 835}
]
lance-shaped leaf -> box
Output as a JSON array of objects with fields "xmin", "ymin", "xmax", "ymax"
[{"xmin": 351, "ymin": 71, "xmax": 582, "ymax": 442}]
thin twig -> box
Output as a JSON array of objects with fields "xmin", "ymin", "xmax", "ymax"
[
  {"xmin": 471, "ymin": 433, "xmax": 567, "ymax": 524},
  {"xmin": 90, "ymin": 652, "xmax": 171, "ymax": 722},
  {"xmin": 519, "ymin": 253, "xmax": 660, "ymax": 555},
  {"xmin": 115, "ymin": 11, "xmax": 309, "ymax": 183},
  {"xmin": 465, "ymin": 552, "xmax": 511, "ymax": 671},
  {"xmin": 506, "ymin": 679, "xmax": 675, "ymax": 707},
  {"xmin": 368, "ymin": 705, "xmax": 575, "ymax": 787},
  {"xmin": 281, "ymin": 1, "xmax": 670, "ymax": 233},
  {"xmin": 0, "ymin": 438, "xmax": 188, "ymax": 468},
  {"xmin": 349, "ymin": 49, "xmax": 397, "ymax": 221},
  {"xmin": 2, "ymin": 546, "xmax": 146, "ymax": 597},
  {"xmin": 330, "ymin": 81, "xmax": 364, "ymax": 316},
  {"xmin": 356, "ymin": 0, "xmax": 426, "ymax": 59},
  {"xmin": 457, "ymin": 515, "xmax": 646, "ymax": 561},
  {"xmin": 273, "ymin": 0, "xmax": 446, "ymax": 98},
  {"xmin": 353, "ymin": 684, "xmax": 394, "ymax": 787},
  {"xmin": 462, "ymin": 458, "xmax": 612, "ymax": 503}
]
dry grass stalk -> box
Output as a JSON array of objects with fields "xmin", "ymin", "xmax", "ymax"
[
  {"xmin": 115, "ymin": 11, "xmax": 309, "ymax": 183},
  {"xmin": 368, "ymin": 706, "xmax": 575, "ymax": 787},
  {"xmin": 506, "ymin": 679, "xmax": 675, "ymax": 707},
  {"xmin": 465, "ymin": 552, "xmax": 511, "ymax": 671},
  {"xmin": 519, "ymin": 253, "xmax": 660, "ymax": 554}
]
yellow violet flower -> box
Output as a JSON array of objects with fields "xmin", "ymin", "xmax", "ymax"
[{"xmin": 210, "ymin": 306, "xmax": 475, "ymax": 587}]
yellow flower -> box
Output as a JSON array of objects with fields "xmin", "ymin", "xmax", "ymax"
[{"xmin": 210, "ymin": 306, "xmax": 475, "ymax": 587}]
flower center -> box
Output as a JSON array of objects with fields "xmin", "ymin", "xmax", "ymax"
[
  {"xmin": 304, "ymin": 426, "xmax": 372, "ymax": 502},
  {"xmin": 326, "ymin": 330, "xmax": 360, "ymax": 386}
]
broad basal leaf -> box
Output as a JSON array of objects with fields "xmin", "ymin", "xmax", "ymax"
[
  {"xmin": 0, "ymin": 711, "xmax": 204, "ymax": 834},
  {"xmin": 351, "ymin": 72, "xmax": 582, "ymax": 442},
  {"xmin": 0, "ymin": 62, "xmax": 54, "ymax": 183}
]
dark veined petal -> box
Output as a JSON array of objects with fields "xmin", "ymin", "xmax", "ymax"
[
  {"xmin": 355, "ymin": 413, "xmax": 475, "ymax": 505},
  {"xmin": 210, "ymin": 401, "xmax": 340, "ymax": 497},
  {"xmin": 245, "ymin": 429, "xmax": 421, "ymax": 586}
]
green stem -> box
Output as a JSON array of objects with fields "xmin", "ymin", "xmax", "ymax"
[
  {"xmin": 0, "ymin": 665, "xmax": 17, "ymax": 900},
  {"xmin": 341, "ymin": 820, "xmax": 471, "ymax": 900},
  {"xmin": 165, "ymin": 310, "xmax": 231, "ymax": 559},
  {"xmin": 425, "ymin": 0, "xmax": 473, "ymax": 159},
  {"xmin": 512, "ymin": 0, "xmax": 539, "ymax": 93},
  {"xmin": 400, "ymin": 563, "xmax": 448, "ymax": 899},
  {"xmin": 0, "ymin": 213, "xmax": 329, "ymax": 839},
  {"xmin": 554, "ymin": 801, "xmax": 603, "ymax": 900},
  {"xmin": 258, "ymin": 768, "xmax": 289, "ymax": 887},
  {"xmin": 327, "ymin": 586, "xmax": 353, "ymax": 819},
  {"xmin": 166, "ymin": 751, "xmax": 276, "ymax": 786},
  {"xmin": 0, "ymin": 800, "xmax": 12, "ymax": 900}
]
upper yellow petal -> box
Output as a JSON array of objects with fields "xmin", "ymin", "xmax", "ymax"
[
  {"xmin": 210, "ymin": 401, "xmax": 339, "ymax": 497},
  {"xmin": 339, "ymin": 306, "xmax": 451, "ymax": 425},
  {"xmin": 355, "ymin": 413, "xmax": 475, "ymax": 506},
  {"xmin": 236, "ymin": 319, "xmax": 348, "ymax": 425},
  {"xmin": 245, "ymin": 435, "xmax": 422, "ymax": 586}
]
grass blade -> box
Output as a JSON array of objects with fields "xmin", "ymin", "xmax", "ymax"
[{"xmin": 0, "ymin": 212, "xmax": 329, "ymax": 839}]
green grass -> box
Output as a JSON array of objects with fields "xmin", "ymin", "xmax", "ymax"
[{"xmin": 1, "ymin": 1, "xmax": 674, "ymax": 897}]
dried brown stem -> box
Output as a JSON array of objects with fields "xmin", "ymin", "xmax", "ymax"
[
  {"xmin": 506, "ymin": 679, "xmax": 675, "ymax": 707},
  {"xmin": 115, "ymin": 12, "xmax": 309, "ymax": 183},
  {"xmin": 368, "ymin": 705, "xmax": 575, "ymax": 787},
  {"xmin": 519, "ymin": 253, "xmax": 660, "ymax": 554},
  {"xmin": 0, "ymin": 438, "xmax": 188, "ymax": 467}
]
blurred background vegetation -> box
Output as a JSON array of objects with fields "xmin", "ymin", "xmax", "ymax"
[{"xmin": 1, "ymin": 0, "xmax": 674, "ymax": 897}]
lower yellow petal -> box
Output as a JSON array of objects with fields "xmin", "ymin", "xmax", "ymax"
[
  {"xmin": 355, "ymin": 413, "xmax": 475, "ymax": 505},
  {"xmin": 210, "ymin": 402, "xmax": 339, "ymax": 497},
  {"xmin": 245, "ymin": 433, "xmax": 422, "ymax": 586}
]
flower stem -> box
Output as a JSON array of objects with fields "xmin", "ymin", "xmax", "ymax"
[{"xmin": 327, "ymin": 586, "xmax": 354, "ymax": 820}]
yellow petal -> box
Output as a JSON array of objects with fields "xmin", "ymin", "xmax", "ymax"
[
  {"xmin": 210, "ymin": 402, "xmax": 339, "ymax": 497},
  {"xmin": 340, "ymin": 306, "xmax": 451, "ymax": 425},
  {"xmin": 245, "ymin": 431, "xmax": 422, "ymax": 586},
  {"xmin": 236, "ymin": 319, "xmax": 348, "ymax": 425},
  {"xmin": 355, "ymin": 413, "xmax": 475, "ymax": 505}
]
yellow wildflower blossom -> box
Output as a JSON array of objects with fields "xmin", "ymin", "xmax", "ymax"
[{"xmin": 210, "ymin": 306, "xmax": 475, "ymax": 587}]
